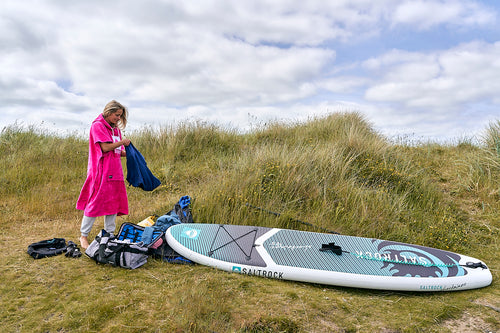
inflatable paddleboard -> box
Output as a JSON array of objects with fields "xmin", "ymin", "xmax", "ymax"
[{"xmin": 166, "ymin": 224, "xmax": 492, "ymax": 292}]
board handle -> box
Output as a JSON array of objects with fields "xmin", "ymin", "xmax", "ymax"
[{"xmin": 319, "ymin": 242, "xmax": 343, "ymax": 255}]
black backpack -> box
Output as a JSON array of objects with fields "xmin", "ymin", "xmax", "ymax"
[
  {"xmin": 27, "ymin": 238, "xmax": 68, "ymax": 259},
  {"xmin": 173, "ymin": 195, "xmax": 194, "ymax": 224}
]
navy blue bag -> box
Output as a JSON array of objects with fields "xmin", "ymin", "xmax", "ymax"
[{"xmin": 125, "ymin": 143, "xmax": 161, "ymax": 191}]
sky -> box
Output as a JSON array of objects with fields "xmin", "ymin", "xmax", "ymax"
[{"xmin": 1, "ymin": 0, "xmax": 499, "ymax": 142}]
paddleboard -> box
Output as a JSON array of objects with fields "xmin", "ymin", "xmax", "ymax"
[{"xmin": 165, "ymin": 224, "xmax": 492, "ymax": 292}]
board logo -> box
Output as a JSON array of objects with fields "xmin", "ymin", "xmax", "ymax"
[
  {"xmin": 181, "ymin": 227, "xmax": 201, "ymax": 240},
  {"xmin": 269, "ymin": 241, "xmax": 312, "ymax": 251},
  {"xmin": 231, "ymin": 266, "xmax": 284, "ymax": 280}
]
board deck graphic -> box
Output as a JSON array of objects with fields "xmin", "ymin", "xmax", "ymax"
[{"xmin": 166, "ymin": 224, "xmax": 492, "ymax": 291}]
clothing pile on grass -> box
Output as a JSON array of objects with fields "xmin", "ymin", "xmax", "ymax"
[{"xmin": 27, "ymin": 196, "xmax": 194, "ymax": 269}]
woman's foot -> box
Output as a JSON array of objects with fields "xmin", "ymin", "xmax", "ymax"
[{"xmin": 79, "ymin": 236, "xmax": 89, "ymax": 249}]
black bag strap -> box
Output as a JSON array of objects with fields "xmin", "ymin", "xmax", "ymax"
[
  {"xmin": 96, "ymin": 232, "xmax": 124, "ymax": 263},
  {"xmin": 111, "ymin": 244, "xmax": 147, "ymax": 267}
]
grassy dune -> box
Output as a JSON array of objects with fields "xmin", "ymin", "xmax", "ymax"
[{"xmin": 1, "ymin": 113, "xmax": 498, "ymax": 332}]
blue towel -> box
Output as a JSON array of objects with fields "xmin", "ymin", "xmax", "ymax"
[
  {"xmin": 125, "ymin": 143, "xmax": 161, "ymax": 191},
  {"xmin": 141, "ymin": 227, "xmax": 154, "ymax": 245}
]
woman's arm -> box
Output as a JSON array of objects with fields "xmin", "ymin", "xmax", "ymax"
[{"xmin": 99, "ymin": 138, "xmax": 131, "ymax": 153}]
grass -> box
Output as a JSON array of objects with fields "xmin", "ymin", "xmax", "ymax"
[{"xmin": 0, "ymin": 114, "xmax": 499, "ymax": 332}]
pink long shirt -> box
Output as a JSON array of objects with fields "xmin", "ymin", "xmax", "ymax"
[{"xmin": 76, "ymin": 114, "xmax": 128, "ymax": 217}]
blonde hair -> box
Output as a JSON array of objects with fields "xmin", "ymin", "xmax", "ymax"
[{"xmin": 102, "ymin": 100, "xmax": 128, "ymax": 129}]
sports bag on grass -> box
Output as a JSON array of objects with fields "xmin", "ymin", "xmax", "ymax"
[
  {"xmin": 85, "ymin": 230, "xmax": 148, "ymax": 269},
  {"xmin": 117, "ymin": 222, "xmax": 164, "ymax": 251},
  {"xmin": 116, "ymin": 222, "xmax": 193, "ymax": 264}
]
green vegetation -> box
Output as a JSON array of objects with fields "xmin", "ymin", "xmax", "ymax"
[{"xmin": 1, "ymin": 114, "xmax": 498, "ymax": 332}]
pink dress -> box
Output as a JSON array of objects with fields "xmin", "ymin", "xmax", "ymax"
[{"xmin": 76, "ymin": 114, "xmax": 128, "ymax": 217}]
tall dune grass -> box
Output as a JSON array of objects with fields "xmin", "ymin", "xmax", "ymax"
[{"xmin": 1, "ymin": 113, "xmax": 498, "ymax": 332}]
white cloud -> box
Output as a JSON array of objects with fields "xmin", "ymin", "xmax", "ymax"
[
  {"xmin": 319, "ymin": 76, "xmax": 371, "ymax": 94},
  {"xmin": 364, "ymin": 41, "xmax": 500, "ymax": 110},
  {"xmin": 391, "ymin": 0, "xmax": 496, "ymax": 30},
  {"xmin": 0, "ymin": 0, "xmax": 498, "ymax": 141}
]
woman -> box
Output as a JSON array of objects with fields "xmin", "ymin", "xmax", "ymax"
[{"xmin": 76, "ymin": 100, "xmax": 131, "ymax": 249}]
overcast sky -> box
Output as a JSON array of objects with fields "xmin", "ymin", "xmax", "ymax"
[{"xmin": 1, "ymin": 0, "xmax": 499, "ymax": 142}]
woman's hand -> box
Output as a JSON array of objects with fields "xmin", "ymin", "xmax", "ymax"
[{"xmin": 99, "ymin": 139, "xmax": 131, "ymax": 153}]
